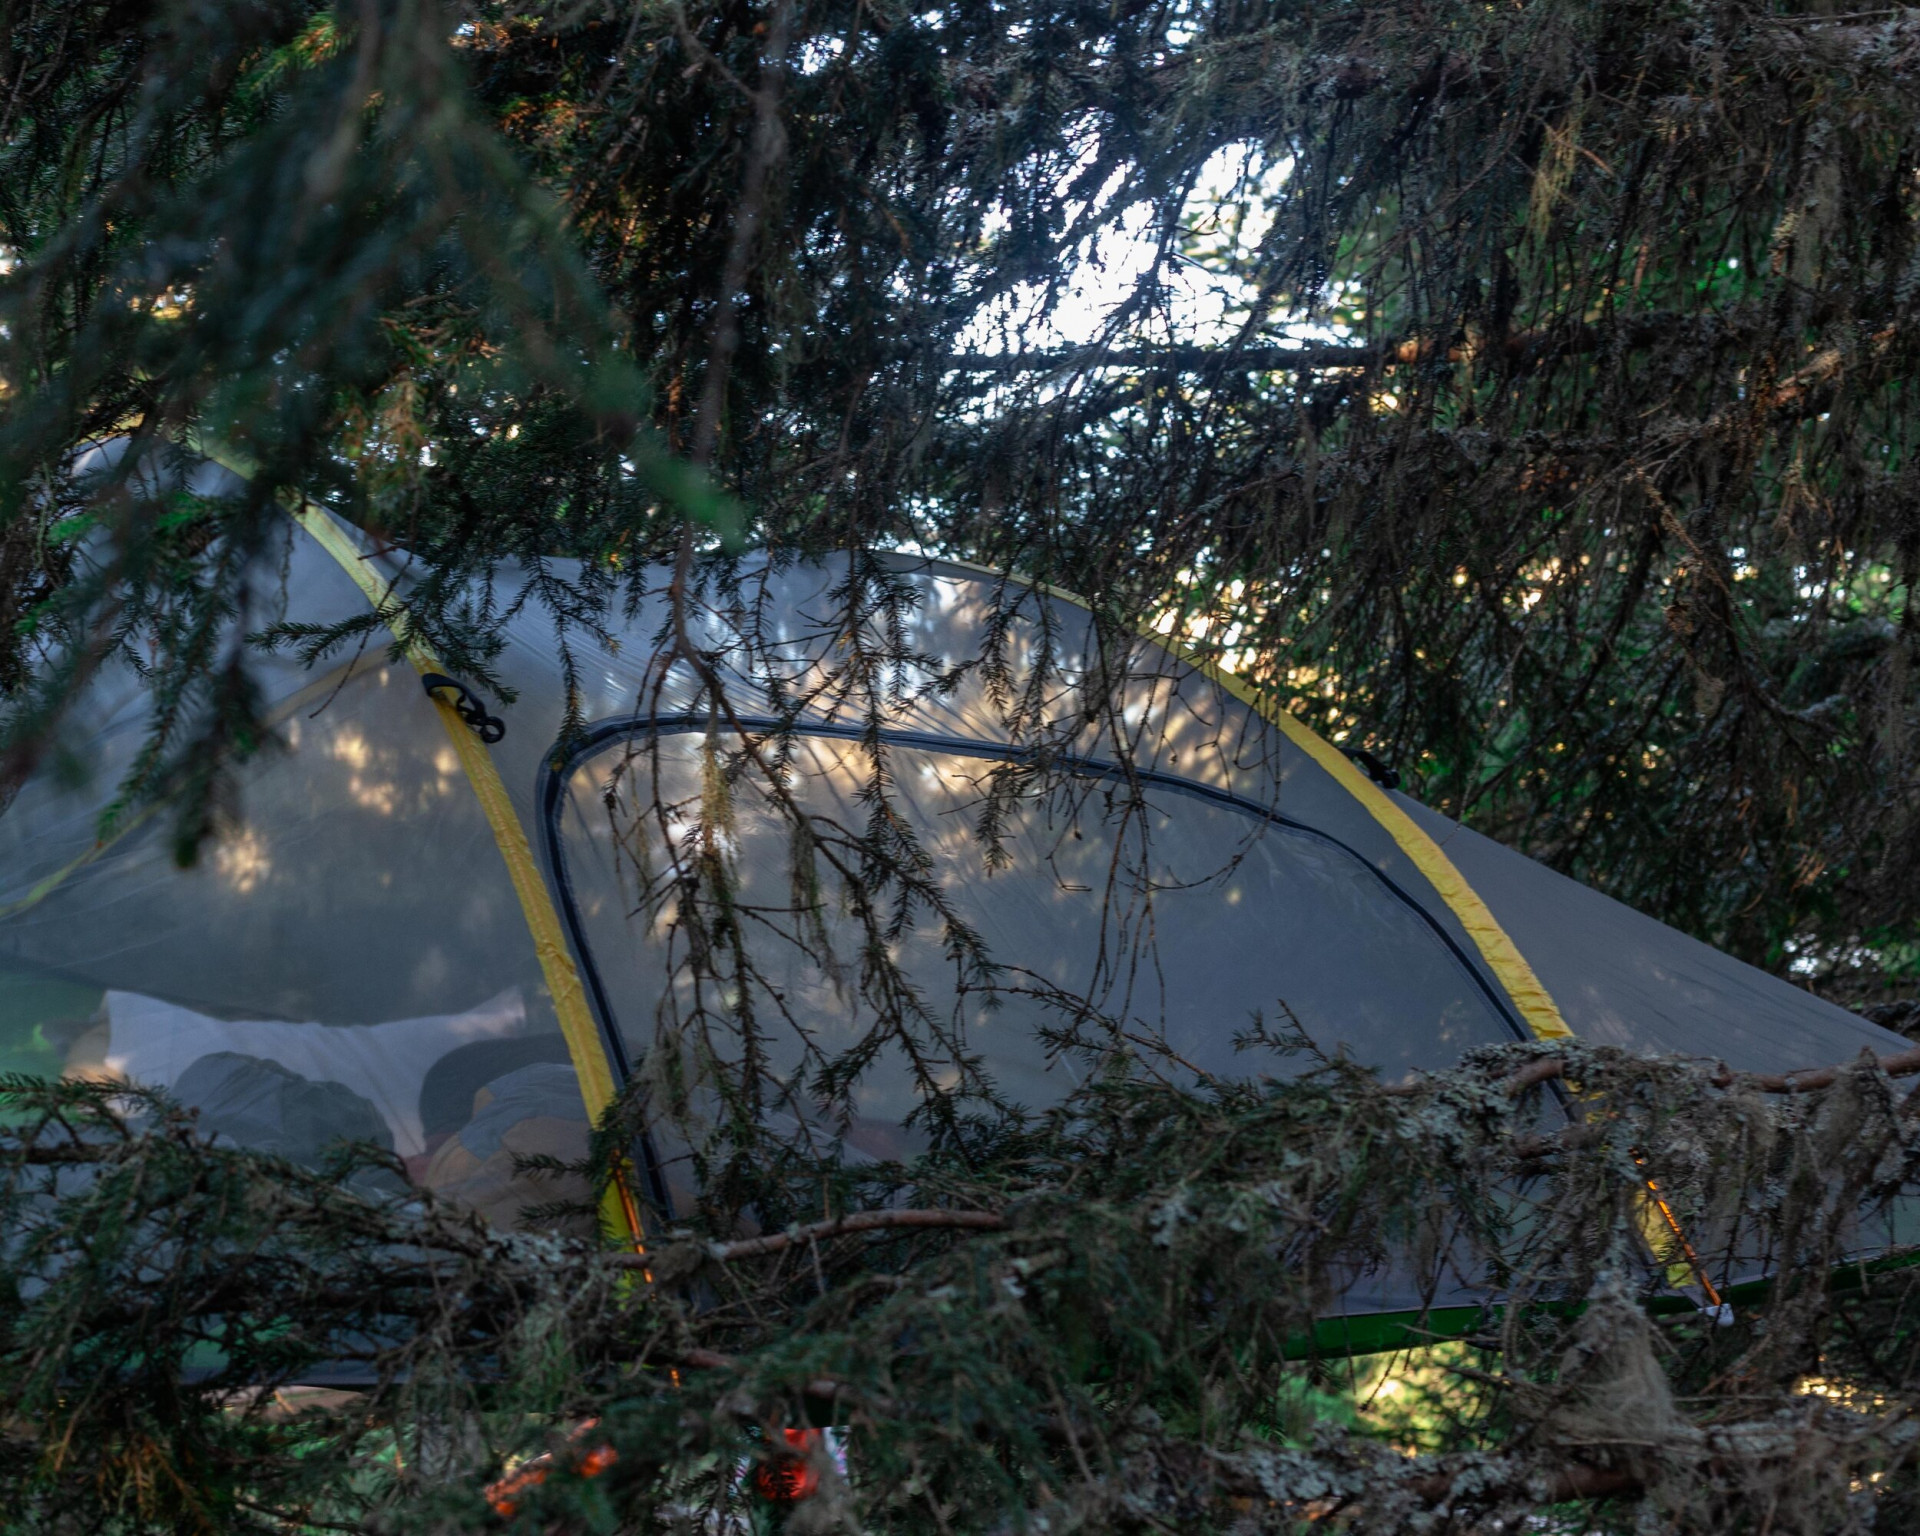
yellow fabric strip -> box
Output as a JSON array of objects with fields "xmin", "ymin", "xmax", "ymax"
[
  {"xmin": 183, "ymin": 433, "xmax": 639, "ymax": 1241},
  {"xmin": 1144, "ymin": 627, "xmax": 1715, "ymax": 1285},
  {"xmin": 932, "ymin": 563, "xmax": 1726, "ymax": 1288},
  {"xmin": 280, "ymin": 500, "xmax": 638, "ymax": 1246},
  {"xmin": 1172, "ymin": 648, "xmax": 1572, "ymax": 1042},
  {"xmin": 1151, "ymin": 621, "xmax": 1724, "ymax": 1289},
  {"xmin": 1178, "ymin": 643, "xmax": 1724, "ymax": 1290},
  {"xmin": 918, "ymin": 554, "xmax": 1570, "ymax": 1039}
]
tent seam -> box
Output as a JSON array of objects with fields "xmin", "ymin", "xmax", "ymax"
[
  {"xmin": 917, "ymin": 554, "xmax": 1572, "ymax": 1043},
  {"xmin": 281, "ymin": 509, "xmax": 631, "ymax": 1107}
]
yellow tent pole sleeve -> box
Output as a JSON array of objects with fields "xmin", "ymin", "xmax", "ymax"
[
  {"xmin": 926, "ymin": 555, "xmax": 1571, "ymax": 1043},
  {"xmin": 180, "ymin": 434, "xmax": 643, "ymax": 1242},
  {"xmin": 1102, "ymin": 601, "xmax": 1714, "ymax": 1287},
  {"xmin": 936, "ymin": 565, "xmax": 1720, "ymax": 1291},
  {"xmin": 1167, "ymin": 645, "xmax": 1572, "ymax": 1043},
  {"xmin": 283, "ymin": 500, "xmax": 641, "ymax": 1248},
  {"xmin": 1122, "ymin": 657, "xmax": 1715, "ymax": 1279},
  {"xmin": 1084, "ymin": 602, "xmax": 1711, "ymax": 1286}
]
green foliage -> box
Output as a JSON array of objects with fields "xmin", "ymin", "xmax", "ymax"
[
  {"xmin": 5, "ymin": 3, "xmax": 1920, "ymax": 1530},
  {"xmin": 0, "ymin": 0, "xmax": 1914, "ymax": 984},
  {"xmin": 6, "ymin": 1045, "xmax": 1920, "ymax": 1532}
]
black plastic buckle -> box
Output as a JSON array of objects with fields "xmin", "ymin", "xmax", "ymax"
[
  {"xmin": 420, "ymin": 672, "xmax": 506, "ymax": 744},
  {"xmin": 1342, "ymin": 747, "xmax": 1400, "ymax": 791}
]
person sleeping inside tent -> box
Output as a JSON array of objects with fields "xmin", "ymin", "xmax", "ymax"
[{"xmin": 54, "ymin": 987, "xmax": 597, "ymax": 1234}]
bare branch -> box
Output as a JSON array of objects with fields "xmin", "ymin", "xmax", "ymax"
[
  {"xmin": 1499, "ymin": 1042, "xmax": 1920, "ymax": 1100},
  {"xmin": 611, "ymin": 1207, "xmax": 1007, "ymax": 1270}
]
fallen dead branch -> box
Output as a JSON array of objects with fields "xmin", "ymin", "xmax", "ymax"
[
  {"xmin": 1408, "ymin": 1457, "xmax": 1642, "ymax": 1507},
  {"xmin": 1498, "ymin": 1042, "xmax": 1920, "ymax": 1098},
  {"xmin": 610, "ymin": 1207, "xmax": 1009, "ymax": 1270}
]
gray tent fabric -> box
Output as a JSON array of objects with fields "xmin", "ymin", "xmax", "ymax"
[
  {"xmin": 0, "ymin": 471, "xmax": 1909, "ymax": 1277},
  {"xmin": 550, "ymin": 728, "xmax": 1525, "ymax": 1128},
  {"xmin": 1389, "ymin": 793, "xmax": 1909, "ymax": 1074}
]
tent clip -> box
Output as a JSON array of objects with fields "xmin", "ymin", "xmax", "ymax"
[
  {"xmin": 420, "ymin": 673, "xmax": 506, "ymax": 744},
  {"xmin": 1342, "ymin": 747, "xmax": 1401, "ymax": 791}
]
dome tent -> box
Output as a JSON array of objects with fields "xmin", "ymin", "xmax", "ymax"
[{"xmin": 0, "ymin": 455, "xmax": 1909, "ymax": 1342}]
